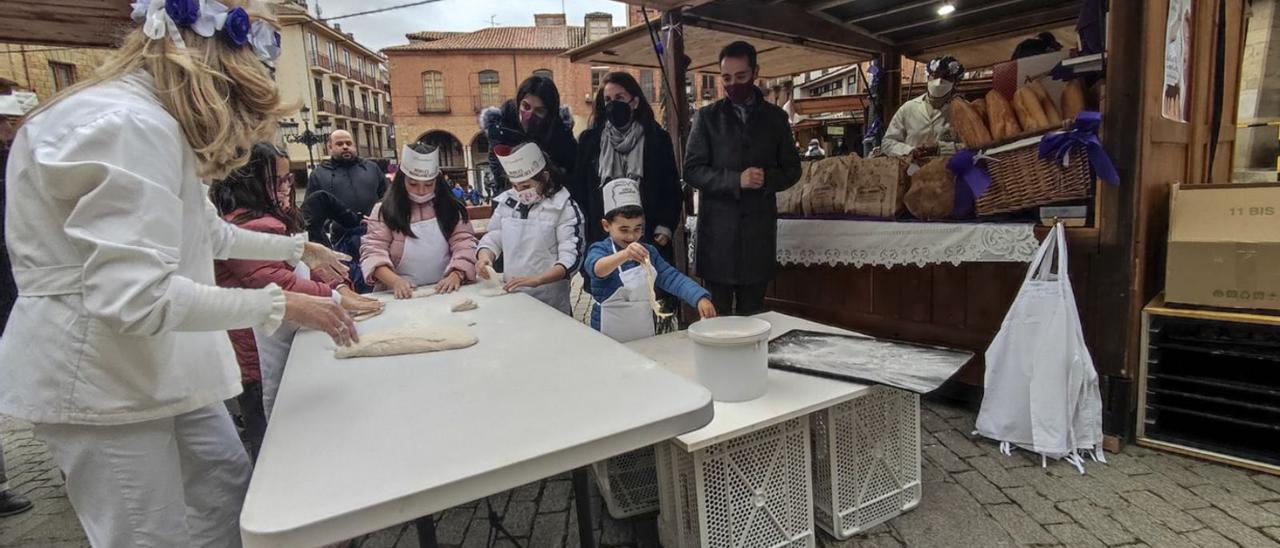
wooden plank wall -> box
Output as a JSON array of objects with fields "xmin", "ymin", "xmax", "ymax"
[
  {"xmin": 1, "ymin": 1, "xmax": 132, "ymax": 48},
  {"xmin": 765, "ymin": 234, "xmax": 1101, "ymax": 390}
]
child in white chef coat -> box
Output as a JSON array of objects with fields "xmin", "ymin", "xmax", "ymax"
[
  {"xmin": 476, "ymin": 141, "xmax": 585, "ymax": 314},
  {"xmin": 584, "ymin": 179, "xmax": 716, "ymax": 342},
  {"xmin": 362, "ymin": 143, "xmax": 479, "ymax": 299}
]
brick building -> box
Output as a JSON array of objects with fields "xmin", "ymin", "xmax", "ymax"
[
  {"xmin": 0, "ymin": 43, "xmax": 112, "ymax": 103},
  {"xmin": 383, "ymin": 7, "xmax": 723, "ymax": 187}
]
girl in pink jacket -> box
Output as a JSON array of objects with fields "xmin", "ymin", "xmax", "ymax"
[{"xmin": 362, "ymin": 143, "xmax": 479, "ymax": 298}]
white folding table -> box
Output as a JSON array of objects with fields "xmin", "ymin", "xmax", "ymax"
[
  {"xmin": 240, "ymin": 285, "xmax": 714, "ymax": 548},
  {"xmin": 625, "ymin": 312, "xmax": 922, "ymax": 546}
]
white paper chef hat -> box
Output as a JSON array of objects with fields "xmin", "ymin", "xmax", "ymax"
[
  {"xmin": 495, "ymin": 142, "xmax": 547, "ymax": 183},
  {"xmin": 400, "ymin": 144, "xmax": 440, "ymax": 180},
  {"xmin": 602, "ymin": 178, "xmax": 642, "ymax": 216}
]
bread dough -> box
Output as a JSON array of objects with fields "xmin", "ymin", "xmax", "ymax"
[
  {"xmin": 351, "ymin": 307, "xmax": 384, "ymax": 322},
  {"xmin": 478, "ymin": 265, "xmax": 508, "ymax": 297},
  {"xmin": 451, "ymin": 298, "xmax": 477, "ymax": 312},
  {"xmin": 335, "ymin": 325, "xmax": 477, "ymax": 359},
  {"xmin": 644, "ymin": 259, "xmax": 673, "ymax": 319},
  {"xmin": 375, "ymin": 287, "xmax": 437, "ymax": 302}
]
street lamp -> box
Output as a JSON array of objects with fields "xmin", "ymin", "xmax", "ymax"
[{"xmin": 280, "ymin": 106, "xmax": 331, "ymax": 170}]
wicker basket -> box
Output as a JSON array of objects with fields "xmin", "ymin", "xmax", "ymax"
[{"xmin": 975, "ymin": 124, "xmax": 1094, "ymax": 216}]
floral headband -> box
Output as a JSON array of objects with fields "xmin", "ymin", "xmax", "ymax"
[{"xmin": 130, "ymin": 0, "xmax": 282, "ymax": 63}]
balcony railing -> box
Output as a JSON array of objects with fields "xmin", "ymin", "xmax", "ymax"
[
  {"xmin": 339, "ymin": 104, "xmax": 353, "ymax": 117},
  {"xmin": 417, "ymin": 96, "xmax": 449, "ymax": 114},
  {"xmin": 318, "ymin": 99, "xmax": 336, "ymax": 114},
  {"xmin": 335, "ymin": 62, "xmax": 350, "ymax": 78},
  {"xmin": 310, "ymin": 51, "xmax": 333, "ymax": 71}
]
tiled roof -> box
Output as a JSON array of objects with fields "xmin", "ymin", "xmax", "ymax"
[
  {"xmin": 405, "ymin": 31, "xmax": 463, "ymax": 42},
  {"xmin": 384, "ymin": 25, "xmax": 627, "ymax": 53}
]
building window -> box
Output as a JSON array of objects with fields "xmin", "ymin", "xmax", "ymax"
[
  {"xmin": 332, "ymin": 83, "xmax": 342, "ymax": 104},
  {"xmin": 348, "ymin": 89, "xmax": 357, "ymax": 111},
  {"xmin": 591, "ymin": 68, "xmax": 608, "ymax": 94},
  {"xmin": 326, "ymin": 41, "xmax": 336, "ymax": 68},
  {"xmin": 343, "ymin": 50, "xmax": 352, "ymax": 69},
  {"xmin": 587, "ymin": 19, "xmax": 611, "ymax": 42},
  {"xmin": 421, "ymin": 71, "xmax": 445, "ymax": 111},
  {"xmin": 533, "ymin": 69, "xmax": 553, "ymax": 81},
  {"xmin": 478, "ymin": 70, "xmax": 500, "ymax": 109},
  {"xmin": 49, "ymin": 62, "xmax": 76, "ymax": 92},
  {"xmin": 314, "ymin": 77, "xmax": 324, "ymax": 101},
  {"xmin": 639, "ymin": 70, "xmax": 655, "ymax": 101},
  {"xmin": 701, "ymin": 74, "xmax": 715, "ymax": 99}
]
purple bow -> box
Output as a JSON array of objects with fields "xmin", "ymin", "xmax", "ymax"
[
  {"xmin": 1038, "ymin": 111, "xmax": 1119, "ymax": 185},
  {"xmin": 947, "ymin": 149, "xmax": 990, "ymax": 217}
]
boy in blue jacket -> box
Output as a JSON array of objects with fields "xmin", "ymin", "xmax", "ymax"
[{"xmin": 585, "ymin": 178, "xmax": 717, "ymax": 342}]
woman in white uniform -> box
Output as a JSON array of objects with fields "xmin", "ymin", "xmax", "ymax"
[
  {"xmin": 477, "ymin": 142, "xmax": 586, "ymax": 314},
  {"xmin": 0, "ymin": 1, "xmax": 357, "ymax": 546},
  {"xmin": 361, "ymin": 142, "xmax": 478, "ymax": 298}
]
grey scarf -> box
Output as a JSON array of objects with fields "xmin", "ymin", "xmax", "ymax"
[{"xmin": 597, "ymin": 122, "xmax": 646, "ymax": 184}]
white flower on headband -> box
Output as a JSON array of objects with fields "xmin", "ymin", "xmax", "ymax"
[{"xmin": 129, "ymin": 0, "xmax": 281, "ymax": 63}]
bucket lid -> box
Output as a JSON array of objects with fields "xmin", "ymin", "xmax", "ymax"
[{"xmin": 688, "ymin": 317, "xmax": 772, "ymax": 346}]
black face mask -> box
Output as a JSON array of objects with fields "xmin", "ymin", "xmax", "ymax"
[{"xmin": 605, "ymin": 100, "xmax": 633, "ymax": 129}]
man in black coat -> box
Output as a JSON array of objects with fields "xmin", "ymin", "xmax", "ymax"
[
  {"xmin": 305, "ymin": 129, "xmax": 387, "ymax": 292},
  {"xmin": 684, "ymin": 41, "xmax": 802, "ymax": 315}
]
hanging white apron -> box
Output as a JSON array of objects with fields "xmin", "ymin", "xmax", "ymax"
[
  {"xmin": 255, "ymin": 261, "xmax": 311, "ymax": 420},
  {"xmin": 597, "ymin": 242, "xmax": 655, "ymax": 343},
  {"xmin": 500, "ymin": 211, "xmax": 571, "ymax": 314},
  {"xmin": 397, "ymin": 218, "xmax": 451, "ymax": 286}
]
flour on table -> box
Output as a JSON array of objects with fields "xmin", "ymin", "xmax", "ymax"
[
  {"xmin": 451, "ymin": 298, "xmax": 477, "ymax": 312},
  {"xmin": 335, "ymin": 325, "xmax": 477, "ymax": 359}
]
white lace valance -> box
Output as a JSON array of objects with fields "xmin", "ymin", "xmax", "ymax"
[{"xmin": 684, "ymin": 217, "xmax": 1039, "ymax": 268}]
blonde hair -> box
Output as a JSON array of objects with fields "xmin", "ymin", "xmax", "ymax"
[{"xmin": 27, "ymin": 0, "xmax": 292, "ymax": 179}]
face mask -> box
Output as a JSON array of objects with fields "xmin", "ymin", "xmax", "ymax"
[
  {"xmin": 927, "ymin": 78, "xmax": 954, "ymax": 99},
  {"xmin": 605, "ymin": 100, "xmax": 633, "ymax": 129},
  {"xmin": 515, "ymin": 187, "xmax": 542, "ymax": 206},
  {"xmin": 408, "ymin": 191, "xmax": 434, "ymax": 204},
  {"xmin": 519, "ymin": 110, "xmax": 544, "ymax": 132},
  {"xmin": 724, "ymin": 82, "xmax": 754, "ymax": 105}
]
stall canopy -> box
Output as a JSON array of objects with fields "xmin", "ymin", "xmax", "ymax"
[{"xmin": 573, "ymin": 0, "xmax": 1082, "ymax": 72}]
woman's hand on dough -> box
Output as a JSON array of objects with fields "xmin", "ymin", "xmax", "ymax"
[
  {"xmin": 435, "ymin": 271, "xmax": 463, "ymax": 294},
  {"xmin": 391, "ymin": 277, "xmax": 416, "ymax": 299},
  {"xmin": 697, "ymin": 297, "xmax": 717, "ymax": 320},
  {"xmin": 284, "ymin": 292, "xmax": 358, "ymax": 346},
  {"xmin": 625, "ymin": 242, "xmax": 649, "ymax": 263},
  {"xmin": 339, "ymin": 288, "xmax": 383, "ymax": 315},
  {"xmin": 503, "ymin": 276, "xmax": 540, "ymax": 292},
  {"xmin": 302, "ymin": 242, "xmax": 351, "ymax": 281}
]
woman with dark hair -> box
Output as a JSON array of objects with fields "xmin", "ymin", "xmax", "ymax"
[
  {"xmin": 210, "ymin": 143, "xmax": 382, "ymax": 453},
  {"xmin": 480, "ymin": 75, "xmax": 577, "ymax": 192},
  {"xmin": 362, "ymin": 142, "xmax": 478, "ymax": 299},
  {"xmin": 572, "ymin": 71, "xmax": 683, "ymax": 266}
]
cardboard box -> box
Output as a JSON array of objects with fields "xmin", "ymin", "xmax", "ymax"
[{"xmin": 1165, "ymin": 183, "xmax": 1280, "ymax": 311}]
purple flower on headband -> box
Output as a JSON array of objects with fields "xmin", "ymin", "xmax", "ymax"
[
  {"xmin": 164, "ymin": 0, "xmax": 200, "ymax": 27},
  {"xmin": 223, "ymin": 7, "xmax": 252, "ymax": 47}
]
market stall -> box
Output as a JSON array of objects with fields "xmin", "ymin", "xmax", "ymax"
[{"xmin": 571, "ymin": 0, "xmax": 1248, "ymax": 443}]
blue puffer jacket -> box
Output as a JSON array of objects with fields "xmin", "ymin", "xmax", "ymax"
[{"xmin": 584, "ymin": 239, "xmax": 710, "ymax": 331}]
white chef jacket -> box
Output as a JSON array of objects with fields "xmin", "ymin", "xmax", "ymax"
[
  {"xmin": 0, "ymin": 71, "xmax": 303, "ymax": 425},
  {"xmin": 477, "ymin": 187, "xmax": 584, "ymax": 314},
  {"xmin": 881, "ymin": 94, "xmax": 961, "ymax": 157}
]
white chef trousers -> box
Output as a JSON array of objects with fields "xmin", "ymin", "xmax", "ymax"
[{"xmin": 34, "ymin": 402, "xmax": 251, "ymax": 548}]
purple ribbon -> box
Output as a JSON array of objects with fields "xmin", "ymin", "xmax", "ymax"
[
  {"xmin": 1038, "ymin": 111, "xmax": 1119, "ymax": 185},
  {"xmin": 947, "ymin": 149, "xmax": 990, "ymax": 217}
]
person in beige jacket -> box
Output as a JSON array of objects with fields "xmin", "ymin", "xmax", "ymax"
[{"xmin": 0, "ymin": 1, "xmax": 356, "ymax": 545}]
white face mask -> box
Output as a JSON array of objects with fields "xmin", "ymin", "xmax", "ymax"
[
  {"xmin": 927, "ymin": 78, "xmax": 954, "ymax": 99},
  {"xmin": 408, "ymin": 191, "xmax": 434, "ymax": 204},
  {"xmin": 515, "ymin": 187, "xmax": 542, "ymax": 206}
]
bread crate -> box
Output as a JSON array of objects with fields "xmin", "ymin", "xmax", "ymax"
[{"xmin": 590, "ymin": 445, "xmax": 661, "ymax": 519}]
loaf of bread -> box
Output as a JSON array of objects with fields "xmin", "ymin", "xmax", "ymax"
[
  {"xmin": 1012, "ymin": 86, "xmax": 1050, "ymax": 131},
  {"xmin": 984, "ymin": 89, "xmax": 1022, "ymax": 141},
  {"xmin": 949, "ymin": 97, "xmax": 992, "ymax": 148},
  {"xmin": 1027, "ymin": 80, "xmax": 1061, "ymax": 123},
  {"xmin": 971, "ymin": 98, "xmax": 988, "ymax": 121},
  {"xmin": 1061, "ymin": 79, "xmax": 1087, "ymax": 122},
  {"xmin": 904, "ymin": 156, "xmax": 955, "ymax": 220}
]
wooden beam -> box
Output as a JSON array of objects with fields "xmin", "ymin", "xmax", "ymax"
[
  {"xmin": 879, "ymin": 0, "xmax": 1032, "ymax": 36},
  {"xmin": 848, "ymin": 0, "xmax": 935, "ymax": 24},
  {"xmin": 688, "ymin": 0, "xmax": 888, "ymax": 55},
  {"xmin": 0, "ymin": 0, "xmax": 132, "ymax": 48},
  {"xmin": 807, "ymin": 0, "xmax": 861, "ymax": 10},
  {"xmin": 898, "ymin": 4, "xmax": 1080, "ymax": 54}
]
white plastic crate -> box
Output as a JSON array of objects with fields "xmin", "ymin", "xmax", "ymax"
[
  {"xmin": 811, "ymin": 386, "xmax": 921, "ymax": 539},
  {"xmin": 657, "ymin": 417, "xmax": 815, "ymax": 548},
  {"xmin": 590, "ymin": 445, "xmax": 660, "ymax": 519}
]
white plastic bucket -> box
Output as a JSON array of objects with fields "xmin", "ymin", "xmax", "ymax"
[{"xmin": 687, "ymin": 317, "xmax": 772, "ymax": 402}]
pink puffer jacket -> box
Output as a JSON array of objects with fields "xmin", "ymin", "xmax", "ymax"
[{"xmin": 360, "ymin": 201, "xmax": 478, "ymax": 287}]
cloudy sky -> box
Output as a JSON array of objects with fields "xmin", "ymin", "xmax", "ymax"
[{"xmin": 311, "ymin": 0, "xmax": 630, "ymax": 51}]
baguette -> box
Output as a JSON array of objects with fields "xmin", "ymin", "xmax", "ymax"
[
  {"xmin": 1027, "ymin": 80, "xmax": 1062, "ymax": 123},
  {"xmin": 949, "ymin": 97, "xmax": 993, "ymax": 148},
  {"xmin": 1012, "ymin": 86, "xmax": 1051, "ymax": 131},
  {"xmin": 1061, "ymin": 78, "xmax": 1087, "ymax": 121},
  {"xmin": 984, "ymin": 89, "xmax": 1022, "ymax": 141},
  {"xmin": 971, "ymin": 98, "xmax": 988, "ymax": 121}
]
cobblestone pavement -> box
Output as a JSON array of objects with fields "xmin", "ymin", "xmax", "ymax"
[{"xmin": 3, "ymin": 282, "xmax": 1279, "ymax": 546}]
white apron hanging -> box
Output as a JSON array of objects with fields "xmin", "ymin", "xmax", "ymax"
[
  {"xmin": 500, "ymin": 213, "xmax": 571, "ymax": 315},
  {"xmin": 255, "ymin": 261, "xmax": 311, "ymax": 420},
  {"xmin": 598, "ymin": 242, "xmax": 655, "ymax": 343},
  {"xmin": 397, "ymin": 218, "xmax": 451, "ymax": 286},
  {"xmin": 975, "ymin": 224, "xmax": 1104, "ymax": 472}
]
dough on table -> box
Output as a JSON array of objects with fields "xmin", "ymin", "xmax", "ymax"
[
  {"xmin": 478, "ymin": 265, "xmax": 509, "ymax": 297},
  {"xmin": 335, "ymin": 325, "xmax": 477, "ymax": 359},
  {"xmin": 451, "ymin": 298, "xmax": 477, "ymax": 312},
  {"xmin": 374, "ymin": 287, "xmax": 437, "ymax": 302}
]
